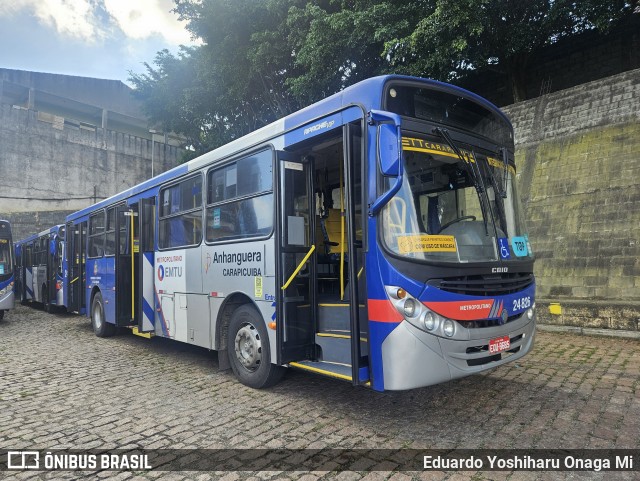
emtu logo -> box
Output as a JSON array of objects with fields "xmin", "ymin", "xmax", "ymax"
[{"xmin": 157, "ymin": 265, "xmax": 164, "ymax": 281}]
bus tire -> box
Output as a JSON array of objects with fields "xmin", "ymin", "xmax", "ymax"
[
  {"xmin": 0, "ymin": 310, "xmax": 4, "ymax": 320},
  {"xmin": 227, "ymin": 304, "xmax": 284, "ymax": 389},
  {"xmin": 91, "ymin": 291, "xmax": 115, "ymax": 337}
]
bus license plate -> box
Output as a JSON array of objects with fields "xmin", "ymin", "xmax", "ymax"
[{"xmin": 489, "ymin": 336, "xmax": 510, "ymax": 354}]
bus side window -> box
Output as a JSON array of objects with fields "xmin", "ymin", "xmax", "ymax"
[
  {"xmin": 206, "ymin": 150, "xmax": 273, "ymax": 243},
  {"xmin": 105, "ymin": 207, "xmax": 116, "ymax": 256},
  {"xmin": 88, "ymin": 211, "xmax": 106, "ymax": 258},
  {"xmin": 158, "ymin": 175, "xmax": 203, "ymax": 249}
]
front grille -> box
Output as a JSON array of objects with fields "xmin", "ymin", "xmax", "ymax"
[
  {"xmin": 429, "ymin": 272, "xmax": 534, "ymax": 297},
  {"xmin": 463, "ymin": 314, "xmax": 521, "ymax": 329}
]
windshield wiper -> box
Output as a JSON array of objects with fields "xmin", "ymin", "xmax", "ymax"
[
  {"xmin": 475, "ymin": 150, "xmax": 508, "ymax": 235},
  {"xmin": 433, "ymin": 127, "xmax": 482, "ymax": 191},
  {"xmin": 485, "ymin": 152, "xmax": 507, "ymax": 199},
  {"xmin": 500, "ymin": 147, "xmax": 510, "ymax": 197},
  {"xmin": 433, "ymin": 127, "xmax": 490, "ymax": 234}
]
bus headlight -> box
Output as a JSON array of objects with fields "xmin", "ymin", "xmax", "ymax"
[
  {"xmin": 422, "ymin": 311, "xmax": 438, "ymax": 331},
  {"xmin": 0, "ymin": 282, "xmax": 13, "ymax": 296},
  {"xmin": 443, "ymin": 319, "xmax": 455, "ymax": 337},
  {"xmin": 403, "ymin": 298, "xmax": 417, "ymax": 318},
  {"xmin": 385, "ymin": 285, "xmax": 457, "ymax": 337},
  {"xmin": 527, "ymin": 306, "xmax": 535, "ymax": 320}
]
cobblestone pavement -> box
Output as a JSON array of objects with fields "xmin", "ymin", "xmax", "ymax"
[{"xmin": 1, "ymin": 305, "xmax": 639, "ymax": 481}]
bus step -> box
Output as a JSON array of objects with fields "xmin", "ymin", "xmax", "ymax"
[
  {"xmin": 289, "ymin": 360, "xmax": 352, "ymax": 382},
  {"xmin": 317, "ymin": 303, "xmax": 350, "ymax": 332},
  {"xmin": 131, "ymin": 327, "xmax": 154, "ymax": 339},
  {"xmin": 316, "ymin": 332, "xmax": 352, "ymax": 365}
]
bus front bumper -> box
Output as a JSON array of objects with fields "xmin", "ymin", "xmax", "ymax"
[
  {"xmin": 381, "ymin": 313, "xmax": 536, "ymax": 391},
  {"xmin": 0, "ymin": 290, "xmax": 15, "ymax": 311}
]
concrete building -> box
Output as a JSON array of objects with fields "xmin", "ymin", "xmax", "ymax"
[{"xmin": 0, "ymin": 68, "xmax": 183, "ymax": 239}]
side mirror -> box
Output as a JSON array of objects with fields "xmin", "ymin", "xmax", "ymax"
[{"xmin": 378, "ymin": 123, "xmax": 400, "ymax": 177}]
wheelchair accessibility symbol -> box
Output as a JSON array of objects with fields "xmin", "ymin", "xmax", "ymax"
[{"xmin": 498, "ymin": 238, "xmax": 511, "ymax": 259}]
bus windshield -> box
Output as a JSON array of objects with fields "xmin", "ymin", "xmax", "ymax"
[
  {"xmin": 382, "ymin": 136, "xmax": 532, "ymax": 263},
  {"xmin": 0, "ymin": 238, "xmax": 12, "ymax": 276}
]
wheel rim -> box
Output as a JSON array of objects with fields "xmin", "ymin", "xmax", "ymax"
[
  {"xmin": 234, "ymin": 322, "xmax": 262, "ymax": 372},
  {"xmin": 94, "ymin": 300, "xmax": 103, "ymax": 330}
]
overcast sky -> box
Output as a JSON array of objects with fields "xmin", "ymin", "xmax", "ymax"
[{"xmin": 0, "ymin": 0, "xmax": 196, "ymax": 86}]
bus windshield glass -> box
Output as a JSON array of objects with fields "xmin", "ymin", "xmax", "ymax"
[
  {"xmin": 0, "ymin": 238, "xmax": 12, "ymax": 276},
  {"xmin": 381, "ymin": 136, "xmax": 532, "ymax": 263}
]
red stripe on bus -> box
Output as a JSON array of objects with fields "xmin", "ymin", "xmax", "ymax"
[
  {"xmin": 423, "ymin": 300, "xmax": 494, "ymax": 321},
  {"xmin": 368, "ymin": 299, "xmax": 403, "ymax": 323}
]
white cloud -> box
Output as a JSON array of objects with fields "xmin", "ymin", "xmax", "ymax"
[
  {"xmin": 104, "ymin": 0, "xmax": 193, "ymax": 45},
  {"xmin": 0, "ymin": 0, "xmax": 100, "ymax": 41},
  {"xmin": 0, "ymin": 0, "xmax": 193, "ymax": 45}
]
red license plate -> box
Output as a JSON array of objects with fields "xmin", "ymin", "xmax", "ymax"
[{"xmin": 489, "ymin": 335, "xmax": 510, "ymax": 354}]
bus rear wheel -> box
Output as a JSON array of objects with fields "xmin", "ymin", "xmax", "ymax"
[
  {"xmin": 91, "ymin": 291, "xmax": 116, "ymax": 337},
  {"xmin": 227, "ymin": 305, "xmax": 284, "ymax": 389}
]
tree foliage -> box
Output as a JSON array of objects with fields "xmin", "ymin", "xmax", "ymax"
[
  {"xmin": 384, "ymin": 0, "xmax": 636, "ymax": 101},
  {"xmin": 129, "ymin": 0, "xmax": 637, "ymax": 156}
]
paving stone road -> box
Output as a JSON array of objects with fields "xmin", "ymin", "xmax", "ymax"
[{"xmin": 0, "ymin": 305, "xmax": 639, "ymax": 480}]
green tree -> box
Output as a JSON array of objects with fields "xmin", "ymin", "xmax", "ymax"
[
  {"xmin": 130, "ymin": 0, "xmax": 417, "ymax": 155},
  {"xmin": 385, "ymin": 0, "xmax": 635, "ymax": 102},
  {"xmin": 285, "ymin": 0, "xmax": 419, "ymax": 104},
  {"xmin": 131, "ymin": 0, "xmax": 636, "ymax": 156},
  {"xmin": 131, "ymin": 0, "xmax": 309, "ymax": 156}
]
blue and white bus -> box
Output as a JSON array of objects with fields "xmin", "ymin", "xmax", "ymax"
[
  {"xmin": 0, "ymin": 220, "xmax": 14, "ymax": 320},
  {"xmin": 14, "ymin": 225, "xmax": 66, "ymax": 312},
  {"xmin": 63, "ymin": 75, "xmax": 535, "ymax": 390}
]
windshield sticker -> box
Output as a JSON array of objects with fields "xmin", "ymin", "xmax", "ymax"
[
  {"xmin": 398, "ymin": 234, "xmax": 457, "ymax": 254},
  {"xmin": 511, "ymin": 236, "xmax": 528, "ymax": 257},
  {"xmin": 402, "ymin": 137, "xmax": 515, "ymax": 173},
  {"xmin": 498, "ymin": 238, "xmax": 511, "ymax": 259}
]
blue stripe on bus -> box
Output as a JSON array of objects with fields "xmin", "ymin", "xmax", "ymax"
[
  {"xmin": 154, "ymin": 290, "xmax": 168, "ymax": 337},
  {"xmin": 0, "ymin": 275, "xmax": 13, "ymax": 291},
  {"xmin": 142, "ymin": 297, "xmax": 155, "ymax": 327}
]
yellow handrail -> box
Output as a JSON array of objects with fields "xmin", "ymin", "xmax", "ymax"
[
  {"xmin": 130, "ymin": 209, "xmax": 135, "ymax": 321},
  {"xmin": 339, "ymin": 164, "xmax": 345, "ymax": 300},
  {"xmin": 281, "ymin": 245, "xmax": 315, "ymax": 290}
]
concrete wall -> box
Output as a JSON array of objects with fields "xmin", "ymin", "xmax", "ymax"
[
  {"xmin": 0, "ymin": 103, "xmax": 181, "ymax": 240},
  {"xmin": 503, "ymin": 68, "xmax": 640, "ymax": 331},
  {"xmin": 0, "ymin": 68, "xmax": 144, "ymax": 119}
]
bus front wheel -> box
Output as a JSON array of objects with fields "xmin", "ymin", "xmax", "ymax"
[
  {"xmin": 227, "ymin": 305, "xmax": 284, "ymax": 389},
  {"xmin": 91, "ymin": 292, "xmax": 116, "ymax": 337}
]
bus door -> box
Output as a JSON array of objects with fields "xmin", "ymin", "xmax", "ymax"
[
  {"xmin": 277, "ymin": 119, "xmax": 368, "ymax": 385},
  {"xmin": 14, "ymin": 245, "xmax": 23, "ymax": 302},
  {"xmin": 67, "ymin": 221, "xmax": 86, "ymax": 313},
  {"xmin": 137, "ymin": 197, "xmax": 155, "ymax": 332},
  {"xmin": 24, "ymin": 243, "xmax": 33, "ymax": 301},
  {"xmin": 115, "ymin": 204, "xmax": 137, "ymax": 326},
  {"xmin": 47, "ymin": 233, "xmax": 58, "ymax": 306},
  {"xmin": 276, "ymin": 152, "xmax": 316, "ymax": 363}
]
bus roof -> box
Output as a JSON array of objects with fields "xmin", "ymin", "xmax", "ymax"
[
  {"xmin": 14, "ymin": 225, "xmax": 63, "ymax": 245},
  {"xmin": 65, "ymin": 75, "xmax": 510, "ymax": 223}
]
